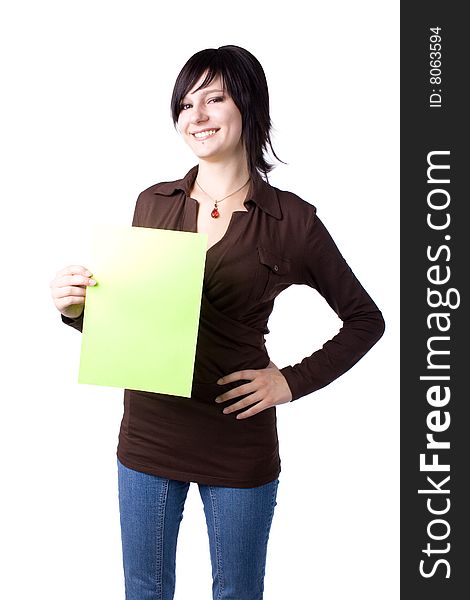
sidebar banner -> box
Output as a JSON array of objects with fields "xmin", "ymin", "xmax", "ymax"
[{"xmin": 401, "ymin": 3, "xmax": 468, "ymax": 598}]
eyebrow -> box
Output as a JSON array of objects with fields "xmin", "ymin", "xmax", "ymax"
[{"xmin": 182, "ymin": 88, "xmax": 225, "ymax": 101}]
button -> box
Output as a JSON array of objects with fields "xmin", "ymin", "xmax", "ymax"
[{"xmin": 273, "ymin": 264, "xmax": 279, "ymax": 272}]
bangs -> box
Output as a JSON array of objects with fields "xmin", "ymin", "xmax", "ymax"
[
  {"xmin": 182, "ymin": 68, "xmax": 226, "ymax": 101},
  {"xmin": 171, "ymin": 51, "xmax": 229, "ymax": 121}
]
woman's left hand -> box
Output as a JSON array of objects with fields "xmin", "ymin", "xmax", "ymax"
[{"xmin": 215, "ymin": 361, "xmax": 293, "ymax": 419}]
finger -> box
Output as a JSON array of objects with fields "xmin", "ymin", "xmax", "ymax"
[
  {"xmin": 55, "ymin": 296, "xmax": 86, "ymax": 311},
  {"xmin": 50, "ymin": 274, "xmax": 94, "ymax": 290},
  {"xmin": 61, "ymin": 274, "xmax": 96, "ymax": 287},
  {"xmin": 217, "ymin": 369, "xmax": 259, "ymax": 385},
  {"xmin": 51, "ymin": 275, "xmax": 96, "ymax": 296},
  {"xmin": 235, "ymin": 401, "xmax": 271, "ymax": 420},
  {"xmin": 54, "ymin": 285, "xmax": 87, "ymax": 299},
  {"xmin": 215, "ymin": 381, "xmax": 257, "ymax": 403},
  {"xmin": 221, "ymin": 391, "xmax": 262, "ymax": 415},
  {"xmin": 55, "ymin": 265, "xmax": 93, "ymax": 278}
]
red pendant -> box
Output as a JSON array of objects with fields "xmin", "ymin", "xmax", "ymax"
[{"xmin": 211, "ymin": 206, "xmax": 220, "ymax": 218}]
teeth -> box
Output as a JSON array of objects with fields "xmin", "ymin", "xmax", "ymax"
[{"xmin": 193, "ymin": 129, "xmax": 217, "ymax": 139}]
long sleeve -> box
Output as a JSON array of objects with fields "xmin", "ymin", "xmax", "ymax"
[
  {"xmin": 61, "ymin": 311, "xmax": 84, "ymax": 332},
  {"xmin": 280, "ymin": 211, "xmax": 385, "ymax": 401}
]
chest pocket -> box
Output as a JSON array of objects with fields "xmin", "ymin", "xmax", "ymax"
[{"xmin": 249, "ymin": 246, "xmax": 291, "ymax": 303}]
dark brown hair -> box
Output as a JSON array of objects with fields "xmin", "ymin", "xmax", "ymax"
[{"xmin": 170, "ymin": 45, "xmax": 284, "ymax": 180}]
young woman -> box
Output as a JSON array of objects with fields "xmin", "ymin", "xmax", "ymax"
[{"xmin": 50, "ymin": 45, "xmax": 385, "ymax": 600}]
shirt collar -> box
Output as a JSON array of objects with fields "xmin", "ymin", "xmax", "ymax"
[{"xmin": 153, "ymin": 165, "xmax": 282, "ymax": 220}]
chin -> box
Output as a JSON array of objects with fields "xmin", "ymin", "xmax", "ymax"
[{"xmin": 191, "ymin": 148, "xmax": 223, "ymax": 160}]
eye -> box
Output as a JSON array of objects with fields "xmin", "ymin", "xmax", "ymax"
[
  {"xmin": 208, "ymin": 96, "xmax": 224, "ymax": 104},
  {"xmin": 180, "ymin": 103, "xmax": 191, "ymax": 111}
]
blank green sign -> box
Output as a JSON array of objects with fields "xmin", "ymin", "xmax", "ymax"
[{"xmin": 78, "ymin": 225, "xmax": 207, "ymax": 397}]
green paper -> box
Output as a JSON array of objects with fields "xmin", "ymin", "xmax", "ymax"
[{"xmin": 78, "ymin": 225, "xmax": 207, "ymax": 397}]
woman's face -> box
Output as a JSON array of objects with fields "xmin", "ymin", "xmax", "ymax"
[{"xmin": 177, "ymin": 72, "xmax": 245, "ymax": 164}]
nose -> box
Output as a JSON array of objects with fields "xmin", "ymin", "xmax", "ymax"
[{"xmin": 190, "ymin": 103, "xmax": 209, "ymax": 124}]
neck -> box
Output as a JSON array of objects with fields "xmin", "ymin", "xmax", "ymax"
[{"xmin": 194, "ymin": 154, "xmax": 250, "ymax": 199}]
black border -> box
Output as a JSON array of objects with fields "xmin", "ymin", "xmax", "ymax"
[{"xmin": 401, "ymin": 3, "xmax": 468, "ymax": 597}]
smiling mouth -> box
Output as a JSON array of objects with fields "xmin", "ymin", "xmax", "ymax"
[{"xmin": 192, "ymin": 129, "xmax": 219, "ymax": 140}]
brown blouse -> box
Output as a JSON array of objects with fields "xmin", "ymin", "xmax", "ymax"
[{"xmin": 62, "ymin": 165, "xmax": 385, "ymax": 487}]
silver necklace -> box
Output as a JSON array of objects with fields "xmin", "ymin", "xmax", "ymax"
[{"xmin": 195, "ymin": 177, "xmax": 250, "ymax": 219}]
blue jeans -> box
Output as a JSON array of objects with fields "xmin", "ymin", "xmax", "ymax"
[{"xmin": 117, "ymin": 457, "xmax": 279, "ymax": 600}]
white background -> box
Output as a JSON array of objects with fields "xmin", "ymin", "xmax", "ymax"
[{"xmin": 0, "ymin": 1, "xmax": 399, "ymax": 598}]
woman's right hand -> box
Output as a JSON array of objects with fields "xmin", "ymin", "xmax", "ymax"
[{"xmin": 50, "ymin": 265, "xmax": 96, "ymax": 319}]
